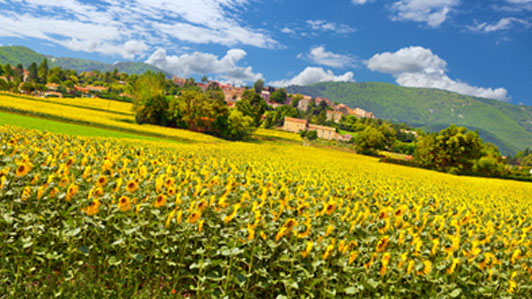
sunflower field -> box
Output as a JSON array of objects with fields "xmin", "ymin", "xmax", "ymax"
[{"xmin": 1, "ymin": 124, "xmax": 532, "ymax": 297}]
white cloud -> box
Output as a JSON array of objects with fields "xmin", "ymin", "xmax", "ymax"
[
  {"xmin": 367, "ymin": 46, "xmax": 509, "ymax": 101},
  {"xmin": 467, "ymin": 17, "xmax": 531, "ymax": 33},
  {"xmin": 280, "ymin": 27, "xmax": 296, "ymax": 34},
  {"xmin": 351, "ymin": 0, "xmax": 374, "ymax": 4},
  {"xmin": 299, "ymin": 46, "xmax": 357, "ymax": 68},
  {"xmin": 391, "ymin": 0, "xmax": 460, "ymax": 27},
  {"xmin": 145, "ymin": 48, "xmax": 262, "ymax": 86},
  {"xmin": 270, "ymin": 67, "xmax": 354, "ymax": 87},
  {"xmin": 306, "ymin": 20, "xmax": 356, "ymax": 34},
  {"xmin": 0, "ymin": 0, "xmax": 279, "ymax": 58}
]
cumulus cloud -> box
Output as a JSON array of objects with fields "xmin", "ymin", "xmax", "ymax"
[
  {"xmin": 270, "ymin": 67, "xmax": 354, "ymax": 87},
  {"xmin": 467, "ymin": 17, "xmax": 531, "ymax": 33},
  {"xmin": 306, "ymin": 20, "xmax": 356, "ymax": 34},
  {"xmin": 146, "ymin": 48, "xmax": 262, "ymax": 86},
  {"xmin": 0, "ymin": 0, "xmax": 279, "ymax": 58},
  {"xmin": 391, "ymin": 0, "xmax": 460, "ymax": 27},
  {"xmin": 367, "ymin": 46, "xmax": 509, "ymax": 101},
  {"xmin": 298, "ymin": 46, "xmax": 357, "ymax": 68}
]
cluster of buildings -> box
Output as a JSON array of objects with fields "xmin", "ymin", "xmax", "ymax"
[{"xmin": 282, "ymin": 117, "xmax": 353, "ymax": 142}]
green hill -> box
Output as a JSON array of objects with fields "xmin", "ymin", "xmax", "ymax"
[
  {"xmin": 0, "ymin": 46, "xmax": 169, "ymax": 76},
  {"xmin": 0, "ymin": 46, "xmax": 47, "ymax": 67},
  {"xmin": 288, "ymin": 82, "xmax": 532, "ymax": 155}
]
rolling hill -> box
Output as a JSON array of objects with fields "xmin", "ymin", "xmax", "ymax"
[
  {"xmin": 0, "ymin": 46, "xmax": 169, "ymax": 76},
  {"xmin": 288, "ymin": 82, "xmax": 532, "ymax": 155}
]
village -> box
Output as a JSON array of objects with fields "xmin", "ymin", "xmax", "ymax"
[
  {"xmin": 1, "ymin": 62, "xmax": 375, "ymax": 143},
  {"xmin": 171, "ymin": 76, "xmax": 375, "ymax": 142}
]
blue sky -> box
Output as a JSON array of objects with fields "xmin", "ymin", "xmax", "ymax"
[{"xmin": 0, "ymin": 0, "xmax": 531, "ymax": 104}]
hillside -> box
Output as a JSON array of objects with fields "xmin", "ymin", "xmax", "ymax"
[
  {"xmin": 0, "ymin": 46, "xmax": 169, "ymax": 76},
  {"xmin": 288, "ymin": 82, "xmax": 532, "ymax": 155}
]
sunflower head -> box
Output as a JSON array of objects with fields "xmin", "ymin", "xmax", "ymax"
[
  {"xmin": 118, "ymin": 196, "xmax": 131, "ymax": 212},
  {"xmin": 126, "ymin": 181, "xmax": 138, "ymax": 193},
  {"xmin": 155, "ymin": 194, "xmax": 166, "ymax": 208},
  {"xmin": 16, "ymin": 164, "xmax": 31, "ymax": 177},
  {"xmin": 97, "ymin": 176, "xmax": 108, "ymax": 187}
]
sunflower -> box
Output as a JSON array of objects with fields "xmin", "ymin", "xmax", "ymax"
[
  {"xmin": 301, "ymin": 241, "xmax": 313, "ymax": 258},
  {"xmin": 380, "ymin": 252, "xmax": 391, "ymax": 276},
  {"xmin": 21, "ymin": 186, "xmax": 31, "ymax": 200},
  {"xmin": 16, "ymin": 163, "xmax": 31, "ymax": 177},
  {"xmin": 187, "ymin": 210, "xmax": 201, "ymax": 224},
  {"xmin": 348, "ymin": 251, "xmax": 359, "ymax": 265},
  {"xmin": 126, "ymin": 180, "xmax": 138, "ymax": 193},
  {"xmin": 447, "ymin": 258, "xmax": 460, "ymax": 274},
  {"xmin": 417, "ymin": 260, "xmax": 432, "ymax": 276},
  {"xmin": 59, "ymin": 176, "xmax": 70, "ymax": 187},
  {"xmin": 66, "ymin": 184, "xmax": 79, "ymax": 201},
  {"xmin": 324, "ymin": 202, "xmax": 336, "ymax": 215},
  {"xmin": 82, "ymin": 199, "xmax": 100, "ymax": 216},
  {"xmin": 118, "ymin": 196, "xmax": 131, "ymax": 212},
  {"xmin": 376, "ymin": 236, "xmax": 389, "ymax": 253},
  {"xmin": 96, "ymin": 176, "xmax": 108, "ymax": 187},
  {"xmin": 65, "ymin": 157, "xmax": 75, "ymax": 168},
  {"xmin": 223, "ymin": 203, "xmax": 241, "ymax": 223},
  {"xmin": 198, "ymin": 220, "xmax": 205, "ymax": 232},
  {"xmin": 322, "ymin": 239, "xmax": 336, "ymax": 260},
  {"xmin": 167, "ymin": 187, "xmax": 176, "ymax": 196},
  {"xmin": 155, "ymin": 194, "xmax": 166, "ymax": 208}
]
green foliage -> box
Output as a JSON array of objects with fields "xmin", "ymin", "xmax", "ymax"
[
  {"xmin": 356, "ymin": 126, "xmax": 386, "ymax": 154},
  {"xmin": 263, "ymin": 105, "xmax": 298, "ymax": 129},
  {"xmin": 225, "ymin": 109, "xmax": 254, "ymax": 140},
  {"xmin": 270, "ymin": 88, "xmax": 287, "ymax": 104},
  {"xmin": 236, "ymin": 89, "xmax": 267, "ymax": 127},
  {"xmin": 300, "ymin": 129, "xmax": 317, "ymax": 140},
  {"xmin": 414, "ymin": 125, "xmax": 507, "ymax": 175},
  {"xmin": 253, "ymin": 79, "xmax": 264, "ymax": 94},
  {"xmin": 130, "ymin": 72, "xmax": 168, "ymax": 125},
  {"xmin": 288, "ymin": 81, "xmax": 532, "ymax": 155},
  {"xmin": 0, "ymin": 46, "xmax": 169, "ymax": 76}
]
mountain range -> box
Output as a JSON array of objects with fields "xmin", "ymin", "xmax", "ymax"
[
  {"xmin": 288, "ymin": 82, "xmax": 532, "ymax": 155},
  {"xmin": 0, "ymin": 46, "xmax": 169, "ymax": 76}
]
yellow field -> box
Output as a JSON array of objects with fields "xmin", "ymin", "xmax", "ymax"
[
  {"xmin": 2, "ymin": 123, "xmax": 531, "ymax": 297},
  {"xmin": 0, "ymin": 94, "xmax": 222, "ymax": 143}
]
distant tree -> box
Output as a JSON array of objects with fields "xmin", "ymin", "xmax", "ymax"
[
  {"xmin": 301, "ymin": 130, "xmax": 317, "ymax": 141},
  {"xmin": 253, "ymin": 79, "xmax": 264, "ymax": 94},
  {"xmin": 225, "ymin": 109, "xmax": 254, "ymax": 140},
  {"xmin": 14, "ymin": 64, "xmax": 24, "ymax": 81},
  {"xmin": 521, "ymin": 154, "xmax": 532, "ymax": 167},
  {"xmin": 236, "ymin": 89, "xmax": 267, "ymax": 127},
  {"xmin": 38, "ymin": 59, "xmax": 49, "ymax": 83},
  {"xmin": 270, "ymin": 88, "xmax": 287, "ymax": 104},
  {"xmin": 20, "ymin": 82, "xmax": 35, "ymax": 94},
  {"xmin": 378, "ymin": 123, "xmax": 397, "ymax": 150},
  {"xmin": 356, "ymin": 126, "xmax": 386, "ymax": 155},
  {"xmin": 27, "ymin": 63, "xmax": 38, "ymax": 82},
  {"xmin": 130, "ymin": 71, "xmax": 168, "ymax": 125},
  {"xmin": 201, "ymin": 76, "xmax": 208, "ymax": 83},
  {"xmin": 414, "ymin": 125, "xmax": 485, "ymax": 174},
  {"xmin": 3, "ymin": 64, "xmax": 14, "ymax": 79}
]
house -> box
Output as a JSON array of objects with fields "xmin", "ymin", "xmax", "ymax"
[
  {"xmin": 260, "ymin": 91, "xmax": 270, "ymax": 102},
  {"xmin": 283, "ymin": 117, "xmax": 307, "ymax": 133},
  {"xmin": 119, "ymin": 93, "xmax": 133, "ymax": 99},
  {"xmin": 46, "ymin": 83, "xmax": 59, "ymax": 91},
  {"xmin": 339, "ymin": 134, "xmax": 353, "ymax": 142},
  {"xmin": 74, "ymin": 86, "xmax": 90, "ymax": 94},
  {"xmin": 315, "ymin": 97, "xmax": 332, "ymax": 107},
  {"xmin": 172, "ymin": 76, "xmax": 186, "ymax": 87},
  {"xmin": 197, "ymin": 83, "xmax": 208, "ymax": 92},
  {"xmin": 86, "ymin": 85, "xmax": 109, "ymax": 93},
  {"xmin": 308, "ymin": 124, "xmax": 339, "ymax": 141},
  {"xmin": 297, "ymin": 97, "xmax": 312, "ymax": 112},
  {"xmin": 326, "ymin": 110, "xmax": 344, "ymax": 123},
  {"xmin": 352, "ymin": 108, "xmax": 374, "ymax": 119}
]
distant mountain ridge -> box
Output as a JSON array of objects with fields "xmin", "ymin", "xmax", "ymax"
[
  {"xmin": 288, "ymin": 82, "xmax": 532, "ymax": 155},
  {"xmin": 0, "ymin": 46, "xmax": 169, "ymax": 76}
]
